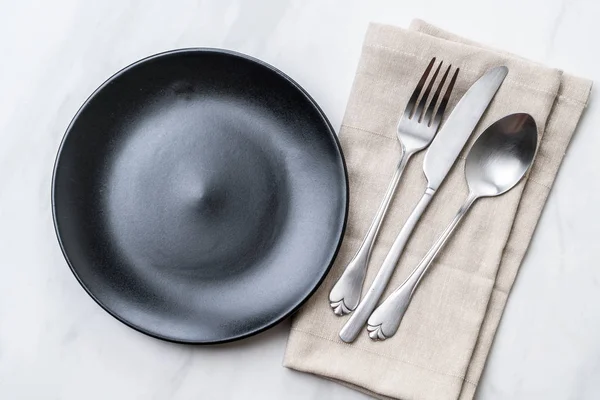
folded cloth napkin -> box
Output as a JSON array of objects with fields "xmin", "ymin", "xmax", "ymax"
[{"xmin": 284, "ymin": 20, "xmax": 592, "ymax": 400}]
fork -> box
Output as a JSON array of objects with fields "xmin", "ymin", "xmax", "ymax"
[{"xmin": 329, "ymin": 58, "xmax": 457, "ymax": 316}]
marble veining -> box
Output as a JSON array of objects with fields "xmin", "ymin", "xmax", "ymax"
[{"xmin": 1, "ymin": 0, "xmax": 600, "ymax": 399}]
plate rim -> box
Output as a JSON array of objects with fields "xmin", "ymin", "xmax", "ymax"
[{"xmin": 51, "ymin": 47, "xmax": 349, "ymax": 344}]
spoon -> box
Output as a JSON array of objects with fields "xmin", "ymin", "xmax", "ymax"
[{"xmin": 366, "ymin": 113, "xmax": 538, "ymax": 341}]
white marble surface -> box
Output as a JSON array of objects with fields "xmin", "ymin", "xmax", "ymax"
[{"xmin": 1, "ymin": 0, "xmax": 599, "ymax": 399}]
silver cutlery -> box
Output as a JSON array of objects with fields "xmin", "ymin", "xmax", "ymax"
[
  {"xmin": 367, "ymin": 113, "xmax": 538, "ymax": 340},
  {"xmin": 339, "ymin": 66, "xmax": 509, "ymax": 343},
  {"xmin": 329, "ymin": 58, "xmax": 457, "ymax": 316}
]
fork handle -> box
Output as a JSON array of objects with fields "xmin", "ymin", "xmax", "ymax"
[
  {"xmin": 339, "ymin": 187, "xmax": 435, "ymax": 342},
  {"xmin": 329, "ymin": 152, "xmax": 411, "ymax": 316}
]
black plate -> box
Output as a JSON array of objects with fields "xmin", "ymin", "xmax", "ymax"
[{"xmin": 52, "ymin": 49, "xmax": 348, "ymax": 344}]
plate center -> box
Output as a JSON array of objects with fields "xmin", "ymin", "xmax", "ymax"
[{"xmin": 105, "ymin": 99, "xmax": 289, "ymax": 280}]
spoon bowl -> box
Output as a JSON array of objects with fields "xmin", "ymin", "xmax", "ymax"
[{"xmin": 466, "ymin": 113, "xmax": 537, "ymax": 198}]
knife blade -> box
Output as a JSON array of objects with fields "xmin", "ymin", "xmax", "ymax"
[{"xmin": 424, "ymin": 66, "xmax": 508, "ymax": 190}]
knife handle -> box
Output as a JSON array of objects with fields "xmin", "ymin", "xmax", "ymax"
[{"xmin": 339, "ymin": 187, "xmax": 435, "ymax": 343}]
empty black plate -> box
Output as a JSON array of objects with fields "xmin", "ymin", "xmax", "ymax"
[{"xmin": 52, "ymin": 49, "xmax": 348, "ymax": 344}]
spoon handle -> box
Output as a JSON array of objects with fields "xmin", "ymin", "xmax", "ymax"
[
  {"xmin": 329, "ymin": 152, "xmax": 412, "ymax": 316},
  {"xmin": 339, "ymin": 187, "xmax": 435, "ymax": 343},
  {"xmin": 366, "ymin": 193, "xmax": 478, "ymax": 341}
]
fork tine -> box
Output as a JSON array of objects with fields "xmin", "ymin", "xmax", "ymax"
[
  {"xmin": 430, "ymin": 67, "xmax": 459, "ymax": 131},
  {"xmin": 414, "ymin": 61, "xmax": 443, "ymax": 122},
  {"xmin": 403, "ymin": 58, "xmax": 436, "ymax": 120},
  {"xmin": 423, "ymin": 64, "xmax": 451, "ymax": 126}
]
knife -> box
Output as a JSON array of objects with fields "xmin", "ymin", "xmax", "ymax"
[{"xmin": 339, "ymin": 66, "xmax": 508, "ymax": 343}]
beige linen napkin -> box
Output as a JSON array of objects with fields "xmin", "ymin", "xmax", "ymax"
[{"xmin": 284, "ymin": 20, "xmax": 591, "ymax": 400}]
